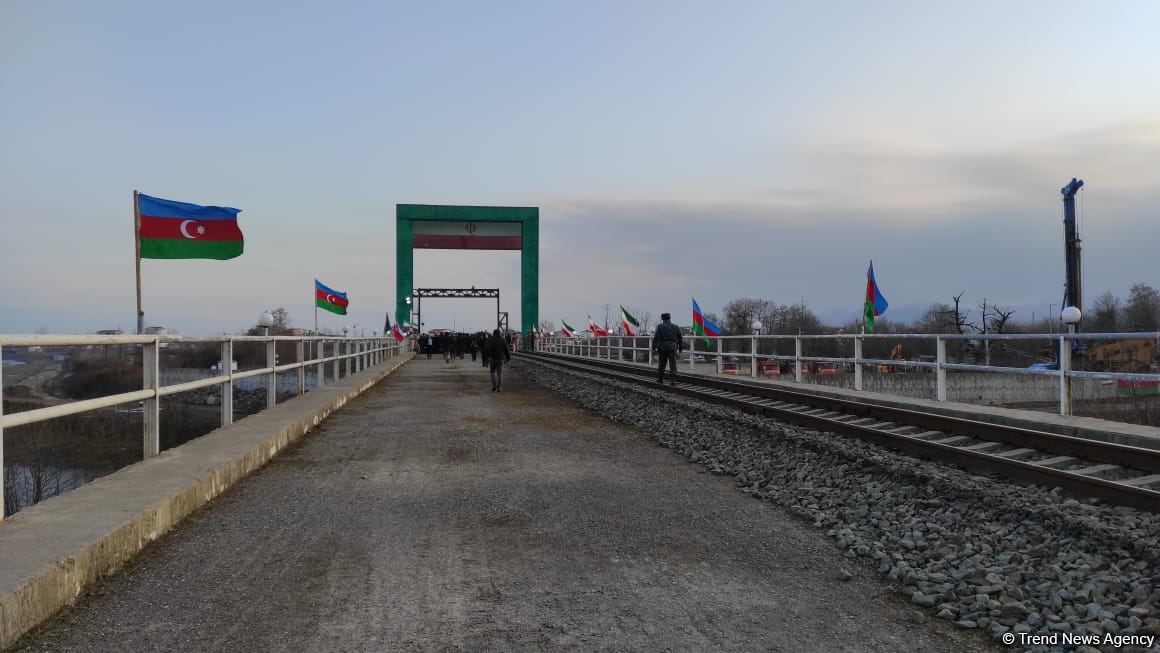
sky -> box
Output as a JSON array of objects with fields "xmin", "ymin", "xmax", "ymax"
[{"xmin": 2, "ymin": 1, "xmax": 1158, "ymax": 335}]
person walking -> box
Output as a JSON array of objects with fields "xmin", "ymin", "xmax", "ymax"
[
  {"xmin": 424, "ymin": 333, "xmax": 433, "ymax": 360},
  {"xmin": 441, "ymin": 331, "xmax": 453, "ymax": 363},
  {"xmin": 652, "ymin": 312, "xmax": 683, "ymax": 385},
  {"xmin": 487, "ymin": 328, "xmax": 511, "ymax": 392},
  {"xmin": 479, "ymin": 331, "xmax": 490, "ymax": 368}
]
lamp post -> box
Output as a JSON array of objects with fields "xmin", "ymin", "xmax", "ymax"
[
  {"xmin": 1060, "ymin": 306, "xmax": 1081, "ymax": 415},
  {"xmin": 258, "ymin": 310, "xmax": 274, "ymax": 337}
]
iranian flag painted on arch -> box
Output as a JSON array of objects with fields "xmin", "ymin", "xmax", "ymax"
[
  {"xmin": 137, "ymin": 193, "xmax": 243, "ymax": 259},
  {"xmin": 411, "ymin": 220, "xmax": 522, "ymax": 250}
]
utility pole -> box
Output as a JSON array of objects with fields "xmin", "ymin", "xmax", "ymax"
[{"xmin": 1061, "ymin": 178, "xmax": 1084, "ymax": 327}]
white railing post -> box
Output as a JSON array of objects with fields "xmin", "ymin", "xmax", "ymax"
[
  {"xmin": 221, "ymin": 339, "xmax": 234, "ymax": 426},
  {"xmin": 0, "ymin": 344, "xmax": 6, "ymax": 519},
  {"xmin": 143, "ymin": 338, "xmax": 160, "ymax": 458},
  {"xmin": 1060, "ymin": 334, "xmax": 1071, "ymax": 416},
  {"xmin": 794, "ymin": 337, "xmax": 803, "ymax": 383},
  {"xmin": 648, "ymin": 338, "xmax": 653, "ymax": 366},
  {"xmin": 296, "ymin": 341, "xmax": 305, "ymax": 395},
  {"xmin": 716, "ymin": 337, "xmax": 723, "ymax": 374},
  {"xmin": 936, "ymin": 337, "xmax": 947, "ymax": 401},
  {"xmin": 751, "ymin": 335, "xmax": 758, "ymax": 377},
  {"xmin": 854, "ymin": 336, "xmax": 863, "ymax": 391},
  {"xmin": 266, "ymin": 338, "xmax": 277, "ymax": 409},
  {"xmin": 315, "ymin": 340, "xmax": 324, "ymax": 388}
]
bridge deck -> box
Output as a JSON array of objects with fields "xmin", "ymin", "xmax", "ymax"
[{"xmin": 17, "ymin": 358, "xmax": 982, "ymax": 651}]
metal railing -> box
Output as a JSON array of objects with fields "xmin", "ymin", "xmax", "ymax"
[
  {"xmin": 0, "ymin": 334, "xmax": 408, "ymax": 519},
  {"xmin": 537, "ymin": 331, "xmax": 1160, "ymax": 417}
]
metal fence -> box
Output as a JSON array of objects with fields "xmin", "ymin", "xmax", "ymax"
[
  {"xmin": 538, "ymin": 331, "xmax": 1160, "ymax": 416},
  {"xmin": 0, "ymin": 334, "xmax": 408, "ymax": 519}
]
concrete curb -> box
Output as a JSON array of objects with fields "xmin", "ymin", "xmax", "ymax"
[{"xmin": 0, "ymin": 353, "xmax": 412, "ymax": 649}]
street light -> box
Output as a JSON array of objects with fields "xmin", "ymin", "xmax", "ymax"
[
  {"xmin": 751, "ymin": 319, "xmax": 763, "ymax": 336},
  {"xmin": 342, "ymin": 326, "xmax": 350, "ymax": 338},
  {"xmin": 258, "ymin": 310, "xmax": 274, "ymax": 336}
]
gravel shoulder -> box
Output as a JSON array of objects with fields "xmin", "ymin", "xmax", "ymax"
[{"xmin": 16, "ymin": 358, "xmax": 991, "ymax": 652}]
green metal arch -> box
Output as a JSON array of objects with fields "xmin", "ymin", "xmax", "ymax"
[{"xmin": 395, "ymin": 204, "xmax": 538, "ymax": 334}]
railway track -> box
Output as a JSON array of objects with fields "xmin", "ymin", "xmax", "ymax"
[{"xmin": 521, "ymin": 351, "xmax": 1160, "ymax": 512}]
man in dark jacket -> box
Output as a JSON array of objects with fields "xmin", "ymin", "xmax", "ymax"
[
  {"xmin": 487, "ymin": 328, "xmax": 511, "ymax": 392},
  {"xmin": 652, "ymin": 312, "xmax": 683, "ymax": 385}
]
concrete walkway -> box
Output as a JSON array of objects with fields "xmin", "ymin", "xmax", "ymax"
[{"xmin": 16, "ymin": 358, "xmax": 989, "ymax": 652}]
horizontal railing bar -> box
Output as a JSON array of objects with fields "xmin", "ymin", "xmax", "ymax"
[
  {"xmin": 157, "ymin": 375, "xmax": 231, "ymax": 397},
  {"xmin": 1, "ymin": 389, "xmax": 155, "ymax": 428}
]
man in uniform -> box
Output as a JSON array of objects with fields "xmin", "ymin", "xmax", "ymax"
[{"xmin": 652, "ymin": 312, "xmax": 683, "ymax": 385}]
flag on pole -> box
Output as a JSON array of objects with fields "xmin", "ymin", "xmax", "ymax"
[
  {"xmin": 561, "ymin": 320, "xmax": 576, "ymax": 338},
  {"xmin": 863, "ymin": 261, "xmax": 889, "ymax": 333},
  {"xmin": 315, "ymin": 279, "xmax": 349, "ymax": 315},
  {"xmin": 588, "ymin": 316, "xmax": 609, "ymax": 337},
  {"xmin": 137, "ymin": 193, "xmax": 243, "ymax": 259},
  {"xmin": 383, "ymin": 312, "xmax": 392, "ymax": 336},
  {"xmin": 619, "ymin": 306, "xmax": 641, "ymax": 336},
  {"xmin": 391, "ymin": 319, "xmax": 406, "ymax": 343},
  {"xmin": 692, "ymin": 298, "xmax": 722, "ymax": 346}
]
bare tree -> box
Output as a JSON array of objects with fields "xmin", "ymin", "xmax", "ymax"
[
  {"xmin": 601, "ymin": 303, "xmax": 613, "ymax": 332},
  {"xmin": 538, "ymin": 319, "xmax": 556, "ymax": 333}
]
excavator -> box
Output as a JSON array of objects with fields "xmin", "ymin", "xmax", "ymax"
[{"xmin": 877, "ymin": 344, "xmax": 904, "ymax": 373}]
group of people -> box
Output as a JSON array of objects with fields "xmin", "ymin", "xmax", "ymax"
[
  {"xmin": 417, "ymin": 329, "xmax": 512, "ymax": 391},
  {"xmin": 410, "ymin": 312, "xmax": 685, "ymax": 391}
]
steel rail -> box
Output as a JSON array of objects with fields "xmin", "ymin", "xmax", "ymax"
[{"xmin": 521, "ymin": 352, "xmax": 1160, "ymax": 512}]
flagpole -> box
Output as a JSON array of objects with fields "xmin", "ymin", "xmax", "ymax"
[{"xmin": 134, "ymin": 189, "xmax": 143, "ymax": 335}]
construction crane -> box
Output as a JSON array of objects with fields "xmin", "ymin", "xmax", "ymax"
[{"xmin": 1061, "ymin": 178, "xmax": 1084, "ymax": 328}]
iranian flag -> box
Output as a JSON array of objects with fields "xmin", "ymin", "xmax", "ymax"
[
  {"xmin": 619, "ymin": 306, "xmax": 640, "ymax": 336},
  {"xmin": 588, "ymin": 316, "xmax": 609, "ymax": 337},
  {"xmin": 137, "ymin": 193, "xmax": 243, "ymax": 260},
  {"xmin": 561, "ymin": 320, "xmax": 576, "ymax": 338},
  {"xmin": 315, "ymin": 279, "xmax": 349, "ymax": 315}
]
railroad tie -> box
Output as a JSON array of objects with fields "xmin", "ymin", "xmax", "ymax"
[
  {"xmin": 1034, "ymin": 456, "xmax": 1077, "ymax": 468},
  {"xmin": 1121, "ymin": 473, "xmax": 1160, "ymax": 488},
  {"xmin": 995, "ymin": 448, "xmax": 1036, "ymax": 459},
  {"xmin": 930, "ymin": 435, "xmax": 972, "ymax": 446},
  {"xmin": 961, "ymin": 441, "xmax": 1004, "ymax": 452},
  {"xmin": 845, "ymin": 417, "xmax": 878, "ymax": 426},
  {"xmin": 911, "ymin": 430, "xmax": 944, "ymax": 439},
  {"xmin": 1071, "ymin": 463, "xmax": 1119, "ymax": 476}
]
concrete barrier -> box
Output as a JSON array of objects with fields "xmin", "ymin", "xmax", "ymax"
[{"xmin": 0, "ymin": 354, "xmax": 411, "ymax": 649}]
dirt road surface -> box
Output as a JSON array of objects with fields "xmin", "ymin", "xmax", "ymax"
[{"xmin": 16, "ymin": 358, "xmax": 992, "ymax": 652}]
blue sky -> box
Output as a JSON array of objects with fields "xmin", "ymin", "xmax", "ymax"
[{"xmin": 2, "ymin": 1, "xmax": 1158, "ymax": 334}]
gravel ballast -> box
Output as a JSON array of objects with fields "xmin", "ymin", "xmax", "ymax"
[{"xmin": 518, "ymin": 360, "xmax": 1160, "ymax": 652}]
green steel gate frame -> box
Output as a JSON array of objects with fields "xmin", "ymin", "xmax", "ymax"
[{"xmin": 395, "ymin": 204, "xmax": 539, "ymax": 334}]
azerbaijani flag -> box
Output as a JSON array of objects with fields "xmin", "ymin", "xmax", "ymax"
[
  {"xmin": 863, "ymin": 260, "xmax": 889, "ymax": 333},
  {"xmin": 619, "ymin": 306, "xmax": 640, "ymax": 336},
  {"xmin": 315, "ymin": 279, "xmax": 349, "ymax": 315},
  {"xmin": 561, "ymin": 320, "xmax": 576, "ymax": 338},
  {"xmin": 692, "ymin": 298, "xmax": 722, "ymax": 346},
  {"xmin": 137, "ymin": 193, "xmax": 243, "ymax": 259},
  {"xmin": 588, "ymin": 316, "xmax": 609, "ymax": 337}
]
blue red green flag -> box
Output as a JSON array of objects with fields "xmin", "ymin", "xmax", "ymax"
[
  {"xmin": 692, "ymin": 298, "xmax": 722, "ymax": 346},
  {"xmin": 863, "ymin": 261, "xmax": 889, "ymax": 333}
]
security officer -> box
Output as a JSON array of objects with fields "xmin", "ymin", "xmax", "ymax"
[{"xmin": 652, "ymin": 312, "xmax": 683, "ymax": 385}]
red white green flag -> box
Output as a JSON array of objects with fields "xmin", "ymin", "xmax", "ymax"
[
  {"xmin": 619, "ymin": 306, "xmax": 640, "ymax": 336},
  {"xmin": 588, "ymin": 316, "xmax": 609, "ymax": 337},
  {"xmin": 561, "ymin": 320, "xmax": 576, "ymax": 338}
]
